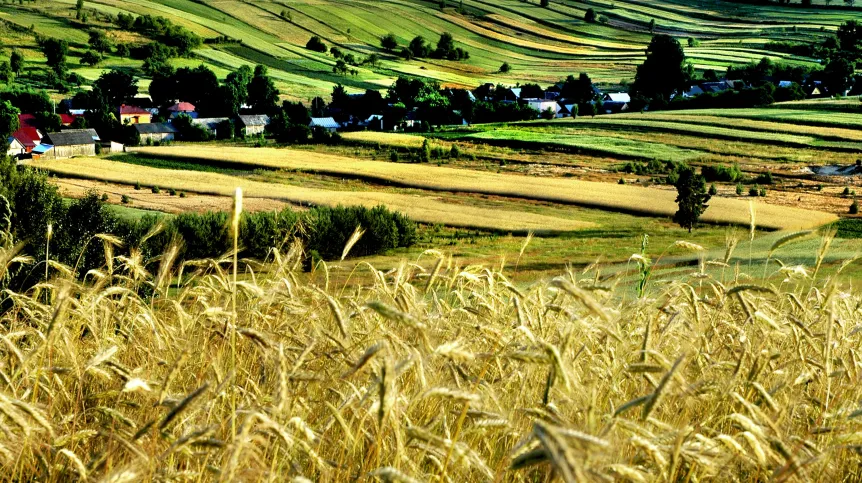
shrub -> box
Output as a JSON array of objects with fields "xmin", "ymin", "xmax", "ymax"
[
  {"xmin": 121, "ymin": 194, "xmax": 130, "ymax": 204},
  {"xmin": 134, "ymin": 181, "xmax": 141, "ymax": 190},
  {"xmin": 708, "ymin": 184, "xmax": 717, "ymax": 196},
  {"xmin": 749, "ymin": 185, "xmax": 760, "ymax": 197},
  {"xmin": 306, "ymin": 36, "xmax": 327, "ymax": 53},
  {"xmin": 449, "ymin": 144, "xmax": 461, "ymax": 159},
  {"xmin": 179, "ymin": 192, "xmax": 186, "ymax": 198},
  {"xmin": 843, "ymin": 186, "xmax": 852, "ymax": 197},
  {"xmin": 101, "ymin": 193, "xmax": 109, "ymax": 202},
  {"xmin": 390, "ymin": 150, "xmax": 399, "ymax": 162},
  {"xmin": 759, "ymin": 187, "xmax": 767, "ymax": 197},
  {"xmin": 736, "ymin": 183, "xmax": 744, "ymax": 195},
  {"xmin": 499, "ymin": 62, "xmax": 511, "ymax": 73},
  {"xmin": 168, "ymin": 188, "xmax": 177, "ymax": 196},
  {"xmin": 753, "ymin": 171, "xmax": 774, "ymax": 185},
  {"xmin": 618, "ymin": 178, "xmax": 625, "ymax": 184},
  {"xmin": 151, "ymin": 185, "xmax": 160, "ymax": 194},
  {"xmin": 701, "ymin": 163, "xmax": 743, "ymax": 183},
  {"xmin": 851, "ymin": 199, "xmax": 859, "ymax": 214}
]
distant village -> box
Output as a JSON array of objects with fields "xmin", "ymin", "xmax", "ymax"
[{"xmin": 4, "ymin": 72, "xmax": 839, "ymax": 161}]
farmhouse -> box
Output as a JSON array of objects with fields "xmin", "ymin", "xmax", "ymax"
[
  {"xmin": 119, "ymin": 105, "xmax": 152, "ymax": 124},
  {"xmin": 168, "ymin": 102, "xmax": 197, "ymax": 119},
  {"xmin": 11, "ymin": 127, "xmax": 43, "ymax": 153},
  {"xmin": 135, "ymin": 123, "xmax": 178, "ymax": 143},
  {"xmin": 6, "ymin": 137, "xmax": 25, "ymax": 158},
  {"xmin": 499, "ymin": 88, "xmax": 521, "ymax": 102},
  {"xmin": 310, "ymin": 117, "xmax": 340, "ymax": 132},
  {"xmin": 237, "ymin": 114, "xmax": 270, "ymax": 136},
  {"xmin": 603, "ymin": 92, "xmax": 631, "ymax": 103},
  {"xmin": 192, "ymin": 118, "xmax": 229, "ymax": 137},
  {"xmin": 556, "ymin": 103, "xmax": 577, "ymax": 118},
  {"xmin": 41, "ymin": 129, "xmax": 100, "ymax": 159},
  {"xmin": 362, "ymin": 114, "xmax": 384, "ymax": 130},
  {"xmin": 602, "ymin": 101, "xmax": 630, "ymax": 114},
  {"xmin": 524, "ymin": 99, "xmax": 559, "ymax": 117}
]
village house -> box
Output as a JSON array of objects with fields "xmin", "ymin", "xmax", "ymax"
[
  {"xmin": 603, "ymin": 92, "xmax": 631, "ymax": 103},
  {"xmin": 556, "ymin": 103, "xmax": 577, "ymax": 118},
  {"xmin": 167, "ymin": 102, "xmax": 197, "ymax": 119},
  {"xmin": 119, "ymin": 105, "xmax": 152, "ymax": 124},
  {"xmin": 6, "ymin": 137, "xmax": 25, "ymax": 158},
  {"xmin": 192, "ymin": 117, "xmax": 229, "ymax": 137},
  {"xmin": 11, "ymin": 127, "xmax": 43, "ymax": 153},
  {"xmin": 309, "ymin": 117, "xmax": 340, "ymax": 132},
  {"xmin": 41, "ymin": 129, "xmax": 100, "ymax": 159},
  {"xmin": 524, "ymin": 99, "xmax": 560, "ymax": 117},
  {"xmin": 237, "ymin": 114, "xmax": 270, "ymax": 136},
  {"xmin": 134, "ymin": 123, "xmax": 178, "ymax": 143},
  {"xmin": 362, "ymin": 114, "xmax": 384, "ymax": 131}
]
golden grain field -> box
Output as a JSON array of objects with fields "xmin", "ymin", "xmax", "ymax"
[
  {"xmin": 1, "ymin": 210, "xmax": 861, "ymax": 481},
  {"xmin": 340, "ymin": 131, "xmax": 428, "ymax": 148},
  {"xmin": 131, "ymin": 146, "xmax": 838, "ymax": 231},
  {"xmin": 29, "ymin": 158, "xmax": 592, "ymax": 232}
]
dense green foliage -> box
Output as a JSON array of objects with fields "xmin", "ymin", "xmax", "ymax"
[{"xmin": 673, "ymin": 166, "xmax": 711, "ymax": 232}]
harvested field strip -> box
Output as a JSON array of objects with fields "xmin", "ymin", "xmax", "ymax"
[
  {"xmin": 538, "ymin": 119, "xmax": 835, "ymax": 148},
  {"xmin": 465, "ymin": 129, "xmax": 703, "ymax": 162},
  {"xmin": 340, "ymin": 132, "xmax": 427, "ymax": 148},
  {"xmin": 131, "ymin": 146, "xmax": 837, "ymax": 230},
  {"xmin": 606, "ymin": 114, "xmax": 862, "ymax": 142},
  {"xmin": 29, "ymin": 158, "xmax": 593, "ymax": 233}
]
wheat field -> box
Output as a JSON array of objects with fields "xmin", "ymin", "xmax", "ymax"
[
  {"xmin": 130, "ymin": 146, "xmax": 837, "ymax": 231},
  {"xmin": 28, "ymin": 157, "xmax": 593, "ymax": 233},
  {"xmin": 1, "ymin": 196, "xmax": 861, "ymax": 481}
]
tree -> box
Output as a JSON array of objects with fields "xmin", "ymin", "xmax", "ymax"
[
  {"xmin": 10, "ymin": 50, "xmax": 23, "ymax": 77},
  {"xmin": 35, "ymin": 111, "xmax": 62, "ymax": 133},
  {"xmin": 824, "ymin": 57, "xmax": 855, "ymax": 94},
  {"xmin": 115, "ymin": 43, "xmax": 130, "ymax": 57},
  {"xmin": 584, "ymin": 8, "xmax": 597, "ymax": 22},
  {"xmin": 221, "ymin": 64, "xmax": 252, "ymax": 115},
  {"xmin": 247, "ymin": 65, "xmax": 279, "ymax": 114},
  {"xmin": 40, "ymin": 38, "xmax": 68, "ymax": 75},
  {"xmin": 93, "ymin": 69, "xmax": 138, "ymax": 107},
  {"xmin": 0, "ymin": 62, "xmax": 11, "ymax": 84},
  {"xmin": 432, "ymin": 33, "xmax": 468, "ymax": 60},
  {"xmin": 311, "ymin": 97, "xmax": 327, "ymax": 117},
  {"xmin": 649, "ymin": 19, "xmax": 656, "ymax": 33},
  {"xmin": 88, "ymin": 29, "xmax": 112, "ymax": 53},
  {"xmin": 173, "ymin": 65, "xmax": 220, "ymax": 115},
  {"xmin": 80, "ymin": 50, "xmax": 103, "ymax": 66},
  {"xmin": 306, "ymin": 36, "xmax": 327, "ymax": 53},
  {"xmin": 540, "ymin": 0, "xmax": 549, "ymax": 6},
  {"xmin": 673, "ymin": 167, "xmax": 711, "ymax": 232},
  {"xmin": 408, "ymin": 36, "xmax": 430, "ymax": 58},
  {"xmin": 630, "ymin": 35, "xmax": 693, "ymax": 104},
  {"xmin": 381, "ymin": 33, "xmax": 398, "ymax": 52},
  {"xmin": 76, "ymin": 0, "xmax": 84, "ymax": 19},
  {"xmin": 499, "ymin": 62, "xmax": 511, "ymax": 73},
  {"xmin": 0, "ymin": 100, "xmax": 19, "ymax": 148},
  {"xmin": 333, "ymin": 59, "xmax": 349, "ymax": 75},
  {"xmin": 561, "ymin": 73, "xmax": 597, "ymax": 104}
]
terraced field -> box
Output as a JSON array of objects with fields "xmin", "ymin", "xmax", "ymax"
[{"xmin": 3, "ymin": 0, "xmax": 860, "ymax": 99}]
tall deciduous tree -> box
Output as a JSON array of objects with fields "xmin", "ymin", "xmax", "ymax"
[
  {"xmin": 40, "ymin": 38, "xmax": 68, "ymax": 75},
  {"xmin": 630, "ymin": 35, "xmax": 693, "ymax": 104},
  {"xmin": 0, "ymin": 100, "xmax": 19, "ymax": 149},
  {"xmin": 673, "ymin": 167, "xmax": 711, "ymax": 232},
  {"xmin": 246, "ymin": 65, "xmax": 279, "ymax": 114},
  {"xmin": 381, "ymin": 34, "xmax": 398, "ymax": 52},
  {"xmin": 93, "ymin": 69, "xmax": 138, "ymax": 107},
  {"xmin": 10, "ymin": 50, "xmax": 23, "ymax": 76}
]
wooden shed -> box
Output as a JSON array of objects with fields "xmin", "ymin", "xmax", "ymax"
[
  {"xmin": 237, "ymin": 114, "xmax": 270, "ymax": 136},
  {"xmin": 41, "ymin": 129, "xmax": 100, "ymax": 159},
  {"xmin": 135, "ymin": 123, "xmax": 178, "ymax": 144}
]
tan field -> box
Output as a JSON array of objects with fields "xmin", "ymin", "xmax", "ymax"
[
  {"xmin": 340, "ymin": 131, "xmax": 428, "ymax": 148},
  {"xmin": 29, "ymin": 158, "xmax": 594, "ymax": 233},
  {"xmin": 132, "ymin": 146, "xmax": 838, "ymax": 230}
]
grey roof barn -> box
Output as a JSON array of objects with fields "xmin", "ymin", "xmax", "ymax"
[{"xmin": 43, "ymin": 129, "xmax": 100, "ymax": 146}]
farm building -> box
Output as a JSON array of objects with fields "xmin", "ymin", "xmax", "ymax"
[
  {"xmin": 41, "ymin": 129, "xmax": 100, "ymax": 159},
  {"xmin": 525, "ymin": 99, "xmax": 560, "ymax": 116},
  {"xmin": 556, "ymin": 104, "xmax": 577, "ymax": 118},
  {"xmin": 119, "ymin": 105, "xmax": 152, "ymax": 124},
  {"xmin": 602, "ymin": 101, "xmax": 630, "ymax": 114},
  {"xmin": 59, "ymin": 114, "xmax": 80, "ymax": 126},
  {"xmin": 31, "ymin": 144, "xmax": 54, "ymax": 159},
  {"xmin": 167, "ymin": 102, "xmax": 195, "ymax": 114},
  {"xmin": 310, "ymin": 117, "xmax": 340, "ymax": 132},
  {"xmin": 237, "ymin": 115, "xmax": 270, "ymax": 136},
  {"xmin": 7, "ymin": 137, "xmax": 25, "ymax": 158},
  {"xmin": 135, "ymin": 123, "xmax": 178, "ymax": 143},
  {"xmin": 499, "ymin": 88, "xmax": 522, "ymax": 102},
  {"xmin": 603, "ymin": 92, "xmax": 631, "ymax": 103},
  {"xmin": 192, "ymin": 118, "xmax": 230, "ymax": 137},
  {"xmin": 11, "ymin": 127, "xmax": 43, "ymax": 153},
  {"xmin": 362, "ymin": 114, "xmax": 384, "ymax": 130}
]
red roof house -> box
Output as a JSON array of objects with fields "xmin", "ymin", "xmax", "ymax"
[
  {"xmin": 167, "ymin": 102, "xmax": 195, "ymax": 113},
  {"xmin": 59, "ymin": 113, "xmax": 80, "ymax": 126},
  {"xmin": 12, "ymin": 127, "xmax": 44, "ymax": 153},
  {"xmin": 119, "ymin": 105, "xmax": 152, "ymax": 124}
]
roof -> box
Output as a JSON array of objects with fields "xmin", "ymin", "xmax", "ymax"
[
  {"xmin": 365, "ymin": 114, "xmax": 384, "ymax": 122},
  {"xmin": 7, "ymin": 137, "xmax": 24, "ymax": 149},
  {"xmin": 32, "ymin": 144, "xmax": 53, "ymax": 155},
  {"xmin": 119, "ymin": 105, "xmax": 150, "ymax": 115},
  {"xmin": 170, "ymin": 111, "xmax": 199, "ymax": 119},
  {"xmin": 237, "ymin": 114, "xmax": 270, "ymax": 127},
  {"xmin": 167, "ymin": 102, "xmax": 196, "ymax": 112},
  {"xmin": 605, "ymin": 93, "xmax": 631, "ymax": 103},
  {"xmin": 12, "ymin": 128, "xmax": 42, "ymax": 148},
  {"xmin": 508, "ymin": 88, "xmax": 522, "ymax": 98},
  {"xmin": 192, "ymin": 117, "xmax": 229, "ymax": 130},
  {"xmin": 18, "ymin": 114, "xmax": 37, "ymax": 129},
  {"xmin": 778, "ymin": 80, "xmax": 793, "ymax": 88},
  {"xmin": 134, "ymin": 123, "xmax": 178, "ymax": 134},
  {"xmin": 59, "ymin": 114, "xmax": 78, "ymax": 125},
  {"xmin": 44, "ymin": 129, "xmax": 100, "ymax": 146},
  {"xmin": 309, "ymin": 117, "xmax": 340, "ymax": 129}
]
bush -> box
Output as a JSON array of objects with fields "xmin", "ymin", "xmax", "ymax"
[
  {"xmin": 736, "ymin": 183, "xmax": 744, "ymax": 195},
  {"xmin": 101, "ymin": 193, "xmax": 109, "ymax": 202},
  {"xmin": 449, "ymin": 144, "xmax": 461, "ymax": 159},
  {"xmin": 390, "ymin": 150, "xmax": 399, "ymax": 162},
  {"xmin": 851, "ymin": 199, "xmax": 859, "ymax": 215},
  {"xmin": 121, "ymin": 194, "xmax": 130, "ymax": 204},
  {"xmin": 499, "ymin": 62, "xmax": 511, "ymax": 73},
  {"xmin": 168, "ymin": 188, "xmax": 177, "ymax": 196},
  {"xmin": 179, "ymin": 192, "xmax": 186, "ymax": 198},
  {"xmin": 134, "ymin": 181, "xmax": 141, "ymax": 190},
  {"xmin": 151, "ymin": 186, "xmax": 160, "ymax": 194},
  {"xmin": 618, "ymin": 178, "xmax": 625, "ymax": 184},
  {"xmin": 843, "ymin": 186, "xmax": 852, "ymax": 197},
  {"xmin": 708, "ymin": 184, "xmax": 717, "ymax": 196},
  {"xmin": 306, "ymin": 36, "xmax": 327, "ymax": 53},
  {"xmin": 701, "ymin": 163, "xmax": 743, "ymax": 183},
  {"xmin": 753, "ymin": 171, "xmax": 774, "ymax": 185},
  {"xmin": 759, "ymin": 187, "xmax": 767, "ymax": 197},
  {"xmin": 749, "ymin": 185, "xmax": 760, "ymax": 197}
]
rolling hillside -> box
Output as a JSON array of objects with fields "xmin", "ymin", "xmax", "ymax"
[{"xmin": 1, "ymin": 0, "xmax": 857, "ymax": 99}]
